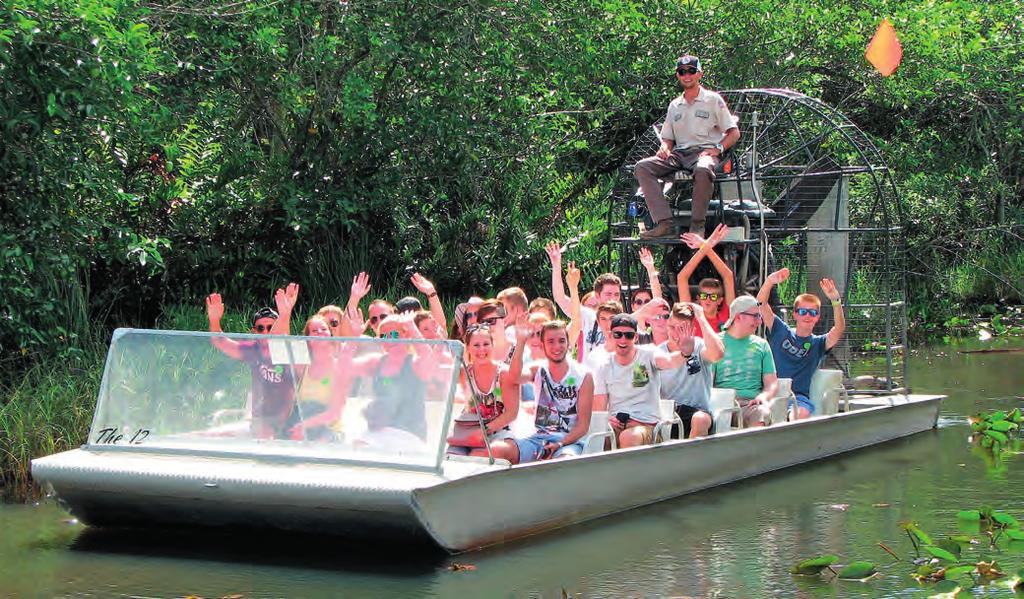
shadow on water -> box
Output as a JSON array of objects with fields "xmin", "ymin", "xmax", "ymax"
[{"xmin": 69, "ymin": 524, "xmax": 447, "ymax": 576}]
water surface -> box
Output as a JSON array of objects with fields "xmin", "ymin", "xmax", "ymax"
[{"xmin": 2, "ymin": 339, "xmax": 1022, "ymax": 598}]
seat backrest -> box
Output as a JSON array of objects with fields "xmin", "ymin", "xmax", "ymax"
[
  {"xmin": 708, "ymin": 387, "xmax": 737, "ymax": 412},
  {"xmin": 774, "ymin": 377, "xmax": 793, "ymax": 399},
  {"xmin": 658, "ymin": 399, "xmax": 676, "ymax": 421},
  {"xmin": 589, "ymin": 411, "xmax": 610, "ymax": 434},
  {"xmin": 809, "ymin": 369, "xmax": 843, "ymax": 415}
]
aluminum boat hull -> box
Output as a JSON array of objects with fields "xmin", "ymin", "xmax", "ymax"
[{"xmin": 32, "ymin": 393, "xmax": 942, "ymax": 553}]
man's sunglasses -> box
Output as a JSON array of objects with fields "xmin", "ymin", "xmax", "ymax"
[
  {"xmin": 328, "ymin": 319, "xmax": 340, "ymax": 328},
  {"xmin": 677, "ymin": 67, "xmax": 699, "ymax": 75},
  {"xmin": 480, "ymin": 317, "xmax": 500, "ymax": 326},
  {"xmin": 632, "ymin": 297, "xmax": 650, "ymax": 306},
  {"xmin": 698, "ymin": 292, "xmax": 721, "ymax": 301},
  {"xmin": 795, "ymin": 308, "xmax": 819, "ymax": 317},
  {"xmin": 465, "ymin": 311, "xmax": 477, "ymax": 319},
  {"xmin": 651, "ymin": 314, "xmax": 669, "ymax": 321},
  {"xmin": 378, "ymin": 330, "xmax": 400, "ymax": 339},
  {"xmin": 253, "ymin": 324, "xmax": 273, "ymax": 333},
  {"xmin": 611, "ymin": 331, "xmax": 636, "ymax": 340},
  {"xmin": 369, "ymin": 314, "xmax": 388, "ymax": 324}
]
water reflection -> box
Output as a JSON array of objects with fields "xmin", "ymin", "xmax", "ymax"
[{"xmin": 3, "ymin": 339, "xmax": 1023, "ymax": 598}]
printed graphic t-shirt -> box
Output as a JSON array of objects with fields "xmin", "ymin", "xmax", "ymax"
[
  {"xmin": 531, "ymin": 358, "xmax": 591, "ymax": 434},
  {"xmin": 767, "ymin": 315, "xmax": 828, "ymax": 398},
  {"xmin": 592, "ymin": 345, "xmax": 662, "ymax": 424},
  {"xmin": 238, "ymin": 341, "xmax": 297, "ymax": 432}
]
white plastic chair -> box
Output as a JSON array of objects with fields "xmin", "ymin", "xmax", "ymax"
[
  {"xmin": 580, "ymin": 410, "xmax": 617, "ymax": 454},
  {"xmin": 708, "ymin": 388, "xmax": 740, "ymax": 434},
  {"xmin": 769, "ymin": 378, "xmax": 795, "ymax": 424},
  {"xmin": 652, "ymin": 399, "xmax": 684, "ymax": 443},
  {"xmin": 809, "ymin": 369, "xmax": 846, "ymax": 415}
]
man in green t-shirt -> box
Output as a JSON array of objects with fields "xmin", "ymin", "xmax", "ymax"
[{"xmin": 713, "ymin": 295, "xmax": 779, "ymax": 427}]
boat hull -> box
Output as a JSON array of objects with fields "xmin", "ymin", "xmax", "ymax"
[{"xmin": 32, "ymin": 394, "xmax": 942, "ymax": 553}]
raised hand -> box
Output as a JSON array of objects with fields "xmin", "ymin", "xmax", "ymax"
[
  {"xmin": 820, "ymin": 278, "xmax": 841, "ymax": 301},
  {"xmin": 767, "ymin": 268, "xmax": 790, "ymax": 285},
  {"xmin": 636, "ymin": 296, "xmax": 669, "ymax": 317},
  {"xmin": 544, "ymin": 240, "xmax": 563, "ymax": 265},
  {"xmin": 566, "ymin": 260, "xmax": 582, "ymax": 288},
  {"xmin": 410, "ymin": 272, "xmax": 436, "ymax": 296},
  {"xmin": 344, "ymin": 305, "xmax": 365, "ymax": 335},
  {"xmin": 206, "ymin": 293, "xmax": 225, "ymax": 323},
  {"xmin": 275, "ymin": 282, "xmax": 299, "ymax": 314},
  {"xmin": 686, "ymin": 301, "xmax": 705, "ymax": 319},
  {"xmin": 514, "ymin": 313, "xmax": 532, "ymax": 344},
  {"xmin": 706, "ymin": 223, "xmax": 729, "ymax": 247},
  {"xmin": 638, "ymin": 247, "xmax": 656, "ymax": 271},
  {"xmin": 680, "ymin": 232, "xmax": 705, "ymax": 250},
  {"xmin": 350, "ymin": 272, "xmax": 371, "ymax": 302}
]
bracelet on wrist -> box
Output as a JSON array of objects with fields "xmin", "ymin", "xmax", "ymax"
[
  {"xmin": 427, "ymin": 292, "xmax": 438, "ymax": 298},
  {"xmin": 830, "ymin": 298, "xmax": 841, "ymax": 306}
]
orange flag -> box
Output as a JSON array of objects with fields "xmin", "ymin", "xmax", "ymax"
[{"xmin": 865, "ymin": 18, "xmax": 903, "ymax": 76}]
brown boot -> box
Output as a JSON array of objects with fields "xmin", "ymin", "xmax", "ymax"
[
  {"xmin": 688, "ymin": 219, "xmax": 706, "ymax": 236},
  {"xmin": 640, "ymin": 219, "xmax": 675, "ymax": 239}
]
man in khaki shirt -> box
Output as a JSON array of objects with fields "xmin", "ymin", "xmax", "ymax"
[{"xmin": 635, "ymin": 55, "xmax": 740, "ymax": 239}]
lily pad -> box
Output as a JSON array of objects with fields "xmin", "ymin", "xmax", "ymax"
[
  {"xmin": 944, "ymin": 565, "xmax": 976, "ymax": 578},
  {"xmin": 936, "ymin": 539, "xmax": 962, "ymax": 559},
  {"xmin": 837, "ymin": 561, "xmax": 877, "ymax": 580},
  {"xmin": 791, "ymin": 554, "xmax": 839, "ymax": 574},
  {"xmin": 990, "ymin": 420, "xmax": 1018, "ymax": 432},
  {"xmin": 932, "ymin": 579, "xmax": 961, "ymax": 593},
  {"xmin": 984, "ymin": 429, "xmax": 1009, "ymax": 444},
  {"xmin": 1005, "ymin": 529, "xmax": 1024, "ymax": 541},
  {"xmin": 902, "ymin": 521, "xmax": 933, "ymax": 546},
  {"xmin": 957, "ymin": 510, "xmax": 982, "ymax": 521},
  {"xmin": 924, "ymin": 545, "xmax": 958, "ymax": 562}
]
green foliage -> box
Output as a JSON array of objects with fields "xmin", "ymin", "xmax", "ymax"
[
  {"xmin": 1, "ymin": 0, "xmax": 1021, "ymax": 362},
  {"xmin": 835, "ymin": 561, "xmax": 877, "ymax": 580},
  {"xmin": 790, "ymin": 554, "xmax": 838, "ymax": 575}
]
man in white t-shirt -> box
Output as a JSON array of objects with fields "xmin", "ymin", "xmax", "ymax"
[
  {"xmin": 592, "ymin": 314, "xmax": 691, "ymax": 448},
  {"xmin": 659, "ymin": 302, "xmax": 724, "ymax": 438}
]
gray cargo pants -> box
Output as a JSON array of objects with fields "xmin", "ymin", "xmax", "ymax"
[{"xmin": 634, "ymin": 150, "xmax": 719, "ymax": 225}]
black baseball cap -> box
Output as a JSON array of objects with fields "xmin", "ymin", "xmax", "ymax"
[
  {"xmin": 676, "ymin": 55, "xmax": 703, "ymax": 72},
  {"xmin": 252, "ymin": 307, "xmax": 279, "ymax": 325},
  {"xmin": 610, "ymin": 313, "xmax": 638, "ymax": 331}
]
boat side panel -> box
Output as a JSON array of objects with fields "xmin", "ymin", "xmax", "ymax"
[{"xmin": 414, "ymin": 395, "xmax": 942, "ymax": 552}]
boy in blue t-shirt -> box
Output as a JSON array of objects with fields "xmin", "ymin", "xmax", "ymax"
[{"xmin": 756, "ymin": 269, "xmax": 846, "ymax": 418}]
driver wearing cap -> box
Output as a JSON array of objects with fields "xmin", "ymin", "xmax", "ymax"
[{"xmin": 635, "ymin": 54, "xmax": 740, "ymax": 239}]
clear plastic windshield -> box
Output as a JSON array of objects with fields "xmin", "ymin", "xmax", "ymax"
[{"xmin": 88, "ymin": 328, "xmax": 463, "ymax": 471}]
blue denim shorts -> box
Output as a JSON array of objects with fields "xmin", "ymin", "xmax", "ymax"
[{"xmin": 516, "ymin": 432, "xmax": 584, "ymax": 463}]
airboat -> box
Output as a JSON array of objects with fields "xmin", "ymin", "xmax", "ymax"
[{"xmin": 32, "ymin": 90, "xmax": 943, "ymax": 553}]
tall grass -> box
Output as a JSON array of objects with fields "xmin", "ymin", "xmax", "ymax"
[{"xmin": 0, "ymin": 356, "xmax": 103, "ymax": 498}]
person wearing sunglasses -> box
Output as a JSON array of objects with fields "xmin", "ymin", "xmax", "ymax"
[
  {"xmin": 677, "ymin": 223, "xmax": 736, "ymax": 338},
  {"xmin": 592, "ymin": 314, "xmax": 693, "ymax": 448},
  {"xmin": 757, "ymin": 268, "xmax": 847, "ymax": 419},
  {"xmin": 660, "ymin": 302, "xmax": 725, "ymax": 438},
  {"xmin": 204, "ymin": 284, "xmax": 301, "ymax": 439},
  {"xmin": 634, "ymin": 54, "xmax": 740, "ymax": 239},
  {"xmin": 546, "ymin": 240, "xmax": 624, "ymax": 362},
  {"xmin": 365, "ymin": 299, "xmax": 395, "ymax": 336},
  {"xmin": 715, "ymin": 295, "xmax": 779, "ymax": 427},
  {"xmin": 450, "ymin": 296, "xmax": 485, "ymax": 340}
]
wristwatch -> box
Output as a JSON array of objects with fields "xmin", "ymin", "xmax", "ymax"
[{"xmin": 714, "ymin": 142, "xmax": 724, "ymax": 153}]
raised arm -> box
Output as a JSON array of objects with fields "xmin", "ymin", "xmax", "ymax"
[
  {"xmin": 546, "ymin": 241, "xmax": 573, "ymax": 316},
  {"xmin": 206, "ymin": 292, "xmax": 244, "ymax": 359},
  {"xmin": 757, "ymin": 268, "xmax": 789, "ymax": 332},
  {"xmin": 701, "ymin": 225, "xmax": 736, "ymax": 306},
  {"xmin": 676, "ymin": 234, "xmax": 710, "ymax": 302},
  {"xmin": 565, "ymin": 261, "xmax": 583, "ymax": 344},
  {"xmin": 346, "ymin": 272, "xmax": 371, "ymax": 321},
  {"xmin": 489, "ymin": 317, "xmax": 529, "ymax": 433},
  {"xmin": 411, "ymin": 272, "xmax": 447, "ymax": 333},
  {"xmin": 690, "ymin": 303, "xmax": 724, "ymax": 362},
  {"xmin": 270, "ymin": 282, "xmax": 299, "ymax": 335},
  {"xmin": 638, "ymin": 247, "xmax": 664, "ymax": 300},
  {"xmin": 821, "ymin": 278, "xmax": 846, "ymax": 350}
]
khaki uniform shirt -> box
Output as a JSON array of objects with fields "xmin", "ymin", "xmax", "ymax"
[{"xmin": 659, "ymin": 87, "xmax": 739, "ymax": 151}]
